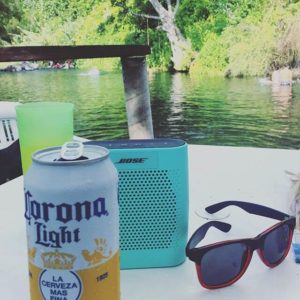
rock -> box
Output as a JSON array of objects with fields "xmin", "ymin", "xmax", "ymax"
[
  {"xmin": 272, "ymin": 67, "xmax": 293, "ymax": 85},
  {"xmin": 1, "ymin": 61, "xmax": 39, "ymax": 72}
]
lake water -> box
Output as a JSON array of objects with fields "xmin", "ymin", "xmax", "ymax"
[{"xmin": 1, "ymin": 69, "xmax": 300, "ymax": 149}]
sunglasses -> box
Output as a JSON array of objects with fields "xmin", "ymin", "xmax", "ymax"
[{"xmin": 186, "ymin": 201, "xmax": 295, "ymax": 289}]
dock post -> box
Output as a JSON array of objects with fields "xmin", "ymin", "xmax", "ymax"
[{"xmin": 121, "ymin": 56, "xmax": 154, "ymax": 139}]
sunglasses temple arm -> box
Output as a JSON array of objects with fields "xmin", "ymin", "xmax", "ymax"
[
  {"xmin": 206, "ymin": 201, "xmax": 290, "ymax": 221},
  {"xmin": 186, "ymin": 221, "xmax": 231, "ymax": 253}
]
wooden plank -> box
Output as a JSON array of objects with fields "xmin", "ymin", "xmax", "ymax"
[
  {"xmin": 121, "ymin": 56, "xmax": 154, "ymax": 139},
  {"xmin": 0, "ymin": 45, "xmax": 151, "ymax": 62}
]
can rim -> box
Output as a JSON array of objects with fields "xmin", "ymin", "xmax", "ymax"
[{"xmin": 32, "ymin": 145, "xmax": 109, "ymax": 165}]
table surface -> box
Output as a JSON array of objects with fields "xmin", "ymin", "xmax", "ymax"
[{"xmin": 1, "ymin": 144, "xmax": 300, "ymax": 300}]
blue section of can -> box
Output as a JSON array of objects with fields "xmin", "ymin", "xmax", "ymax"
[{"xmin": 25, "ymin": 144, "xmax": 119, "ymax": 269}]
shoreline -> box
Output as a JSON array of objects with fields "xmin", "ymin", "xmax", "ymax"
[{"xmin": 1, "ymin": 61, "xmax": 299, "ymax": 83}]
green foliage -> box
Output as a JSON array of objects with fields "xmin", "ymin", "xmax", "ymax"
[
  {"xmin": 18, "ymin": 1, "xmax": 133, "ymax": 71},
  {"xmin": 177, "ymin": 0, "xmax": 265, "ymax": 65},
  {"xmin": 191, "ymin": 0, "xmax": 300, "ymax": 77},
  {"xmin": 184, "ymin": 15, "xmax": 228, "ymax": 51},
  {"xmin": 0, "ymin": 0, "xmax": 23, "ymax": 44},
  {"xmin": 225, "ymin": 23, "xmax": 275, "ymax": 76},
  {"xmin": 23, "ymin": 0, "xmax": 97, "ymax": 25},
  {"xmin": 190, "ymin": 32, "xmax": 229, "ymax": 77},
  {"xmin": 74, "ymin": 3, "xmax": 132, "ymax": 70},
  {"xmin": 0, "ymin": 0, "xmax": 299, "ymax": 75}
]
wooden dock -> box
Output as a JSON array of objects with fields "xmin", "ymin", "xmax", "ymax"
[{"xmin": 0, "ymin": 45, "xmax": 154, "ymax": 139}]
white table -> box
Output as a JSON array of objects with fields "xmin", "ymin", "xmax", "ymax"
[{"xmin": 1, "ymin": 145, "xmax": 300, "ymax": 299}]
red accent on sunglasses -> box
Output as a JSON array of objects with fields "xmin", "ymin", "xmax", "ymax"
[
  {"xmin": 194, "ymin": 222, "xmax": 294, "ymax": 289},
  {"xmin": 186, "ymin": 201, "xmax": 296, "ymax": 289}
]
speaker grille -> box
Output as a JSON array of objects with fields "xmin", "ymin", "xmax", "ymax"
[{"xmin": 119, "ymin": 169, "xmax": 180, "ymax": 251}]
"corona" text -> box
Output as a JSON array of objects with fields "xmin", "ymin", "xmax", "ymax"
[{"xmin": 25, "ymin": 191, "xmax": 109, "ymax": 225}]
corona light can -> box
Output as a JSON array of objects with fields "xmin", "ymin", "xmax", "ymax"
[{"xmin": 24, "ymin": 142, "xmax": 119, "ymax": 300}]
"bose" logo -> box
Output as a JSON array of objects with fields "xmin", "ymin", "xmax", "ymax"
[{"xmin": 116, "ymin": 158, "xmax": 148, "ymax": 164}]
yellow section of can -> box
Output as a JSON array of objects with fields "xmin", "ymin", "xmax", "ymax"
[{"xmin": 28, "ymin": 251, "xmax": 120, "ymax": 300}]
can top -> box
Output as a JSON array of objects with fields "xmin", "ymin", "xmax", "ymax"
[
  {"xmin": 60, "ymin": 141, "xmax": 84, "ymax": 160},
  {"xmin": 32, "ymin": 142, "xmax": 109, "ymax": 166}
]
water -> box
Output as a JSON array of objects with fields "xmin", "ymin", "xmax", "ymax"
[{"xmin": 1, "ymin": 69, "xmax": 300, "ymax": 149}]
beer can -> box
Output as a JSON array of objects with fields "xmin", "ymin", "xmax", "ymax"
[{"xmin": 24, "ymin": 142, "xmax": 119, "ymax": 300}]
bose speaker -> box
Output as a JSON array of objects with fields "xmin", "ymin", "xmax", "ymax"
[{"xmin": 85, "ymin": 139, "xmax": 189, "ymax": 269}]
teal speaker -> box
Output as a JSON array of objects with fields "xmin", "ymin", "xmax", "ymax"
[{"xmin": 86, "ymin": 139, "xmax": 189, "ymax": 269}]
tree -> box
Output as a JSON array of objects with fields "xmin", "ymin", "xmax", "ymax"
[{"xmin": 130, "ymin": 0, "xmax": 194, "ymax": 72}]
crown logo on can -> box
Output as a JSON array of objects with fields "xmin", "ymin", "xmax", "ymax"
[{"xmin": 41, "ymin": 250, "xmax": 76, "ymax": 270}]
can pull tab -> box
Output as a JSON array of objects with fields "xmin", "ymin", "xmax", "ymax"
[{"xmin": 61, "ymin": 141, "xmax": 84, "ymax": 160}]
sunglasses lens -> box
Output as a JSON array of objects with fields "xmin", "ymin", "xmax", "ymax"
[
  {"xmin": 263, "ymin": 224, "xmax": 290, "ymax": 264},
  {"xmin": 199, "ymin": 242, "xmax": 248, "ymax": 287}
]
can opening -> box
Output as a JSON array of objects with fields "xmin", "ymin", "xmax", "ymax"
[
  {"xmin": 59, "ymin": 141, "xmax": 86, "ymax": 161},
  {"xmin": 32, "ymin": 142, "xmax": 109, "ymax": 164},
  {"xmin": 54, "ymin": 156, "xmax": 89, "ymax": 162}
]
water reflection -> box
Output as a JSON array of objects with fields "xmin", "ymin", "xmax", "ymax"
[
  {"xmin": 272, "ymin": 84, "xmax": 292, "ymax": 113},
  {"xmin": 151, "ymin": 72, "xmax": 300, "ymax": 148},
  {"xmin": 169, "ymin": 73, "xmax": 184, "ymax": 116},
  {"xmin": 1, "ymin": 70, "xmax": 300, "ymax": 149}
]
